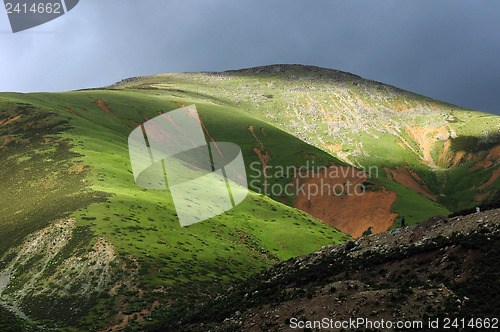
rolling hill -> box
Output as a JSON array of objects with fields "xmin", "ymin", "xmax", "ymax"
[{"xmin": 0, "ymin": 64, "xmax": 498, "ymax": 330}]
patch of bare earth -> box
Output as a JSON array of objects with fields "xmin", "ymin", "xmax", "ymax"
[
  {"xmin": 94, "ymin": 100, "xmax": 132, "ymax": 131},
  {"xmin": 294, "ymin": 166, "xmax": 398, "ymax": 238},
  {"xmin": 486, "ymin": 145, "xmax": 500, "ymax": 160},
  {"xmin": 1, "ymin": 135, "xmax": 16, "ymax": 148},
  {"xmin": 478, "ymin": 169, "xmax": 500, "ymax": 190},
  {"xmin": 0, "ymin": 114, "xmax": 22, "ymax": 127},
  {"xmin": 60, "ymin": 106, "xmax": 81, "ymax": 118},
  {"xmin": 469, "ymin": 159, "xmax": 494, "ymax": 171},
  {"xmin": 249, "ymin": 125, "xmax": 271, "ymax": 187},
  {"xmin": 404, "ymin": 125, "xmax": 453, "ymax": 167}
]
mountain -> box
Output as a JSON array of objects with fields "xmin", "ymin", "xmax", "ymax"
[{"xmin": 0, "ymin": 64, "xmax": 498, "ymax": 330}]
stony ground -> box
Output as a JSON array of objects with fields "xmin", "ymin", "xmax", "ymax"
[{"xmin": 159, "ymin": 208, "xmax": 500, "ymax": 331}]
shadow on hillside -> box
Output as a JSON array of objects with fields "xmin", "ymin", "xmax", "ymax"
[{"xmin": 449, "ymin": 134, "xmax": 500, "ymax": 153}]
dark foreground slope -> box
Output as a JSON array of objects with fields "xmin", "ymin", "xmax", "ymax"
[{"xmin": 154, "ymin": 208, "xmax": 500, "ymax": 331}]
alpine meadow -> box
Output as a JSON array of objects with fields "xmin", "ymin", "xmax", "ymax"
[{"xmin": 0, "ymin": 64, "xmax": 499, "ymax": 331}]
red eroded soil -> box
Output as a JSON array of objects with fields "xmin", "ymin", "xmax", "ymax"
[
  {"xmin": 404, "ymin": 125, "xmax": 452, "ymax": 167},
  {"xmin": 452, "ymin": 151, "xmax": 466, "ymax": 167},
  {"xmin": 252, "ymin": 147, "xmax": 271, "ymax": 186},
  {"xmin": 438, "ymin": 139, "xmax": 453, "ymax": 166},
  {"xmin": 1, "ymin": 136, "xmax": 16, "ymax": 148},
  {"xmin": 294, "ymin": 166, "xmax": 398, "ymax": 238},
  {"xmin": 475, "ymin": 190, "xmax": 495, "ymax": 202},
  {"xmin": 199, "ymin": 115, "xmax": 224, "ymax": 159},
  {"xmin": 385, "ymin": 166, "xmax": 436, "ymax": 201},
  {"xmin": 248, "ymin": 125, "xmax": 264, "ymax": 150},
  {"xmin": 128, "ymin": 119, "xmax": 141, "ymax": 127},
  {"xmin": 487, "ymin": 145, "xmax": 500, "ymax": 160},
  {"xmin": 0, "ymin": 115, "xmax": 22, "ymax": 127},
  {"xmin": 469, "ymin": 159, "xmax": 494, "ymax": 171},
  {"xmin": 478, "ymin": 169, "xmax": 500, "ymax": 190},
  {"xmin": 128, "ymin": 113, "xmax": 151, "ymax": 128},
  {"xmin": 171, "ymin": 101, "xmax": 186, "ymax": 107},
  {"xmin": 249, "ymin": 125, "xmax": 271, "ymax": 187},
  {"xmin": 60, "ymin": 106, "xmax": 81, "ymax": 118},
  {"xmin": 94, "ymin": 100, "xmax": 132, "ymax": 131}
]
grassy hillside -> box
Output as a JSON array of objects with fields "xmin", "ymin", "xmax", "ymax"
[
  {"xmin": 0, "ymin": 64, "xmax": 498, "ymax": 330},
  {"xmin": 0, "ymin": 87, "xmax": 350, "ymax": 330},
  {"xmin": 111, "ymin": 65, "xmax": 499, "ymax": 217}
]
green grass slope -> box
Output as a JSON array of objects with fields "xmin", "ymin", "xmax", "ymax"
[
  {"xmin": 111, "ymin": 65, "xmax": 499, "ymax": 216},
  {"xmin": 0, "ymin": 88, "xmax": 350, "ymax": 330},
  {"xmin": 0, "ymin": 64, "xmax": 497, "ymax": 330}
]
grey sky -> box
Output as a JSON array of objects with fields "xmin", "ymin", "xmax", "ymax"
[{"xmin": 1, "ymin": 0, "xmax": 499, "ymax": 115}]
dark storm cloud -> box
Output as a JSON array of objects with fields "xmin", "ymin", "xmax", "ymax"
[{"xmin": 0, "ymin": 0, "xmax": 499, "ymax": 115}]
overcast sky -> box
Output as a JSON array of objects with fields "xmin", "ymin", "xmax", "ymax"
[{"xmin": 1, "ymin": 0, "xmax": 499, "ymax": 115}]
